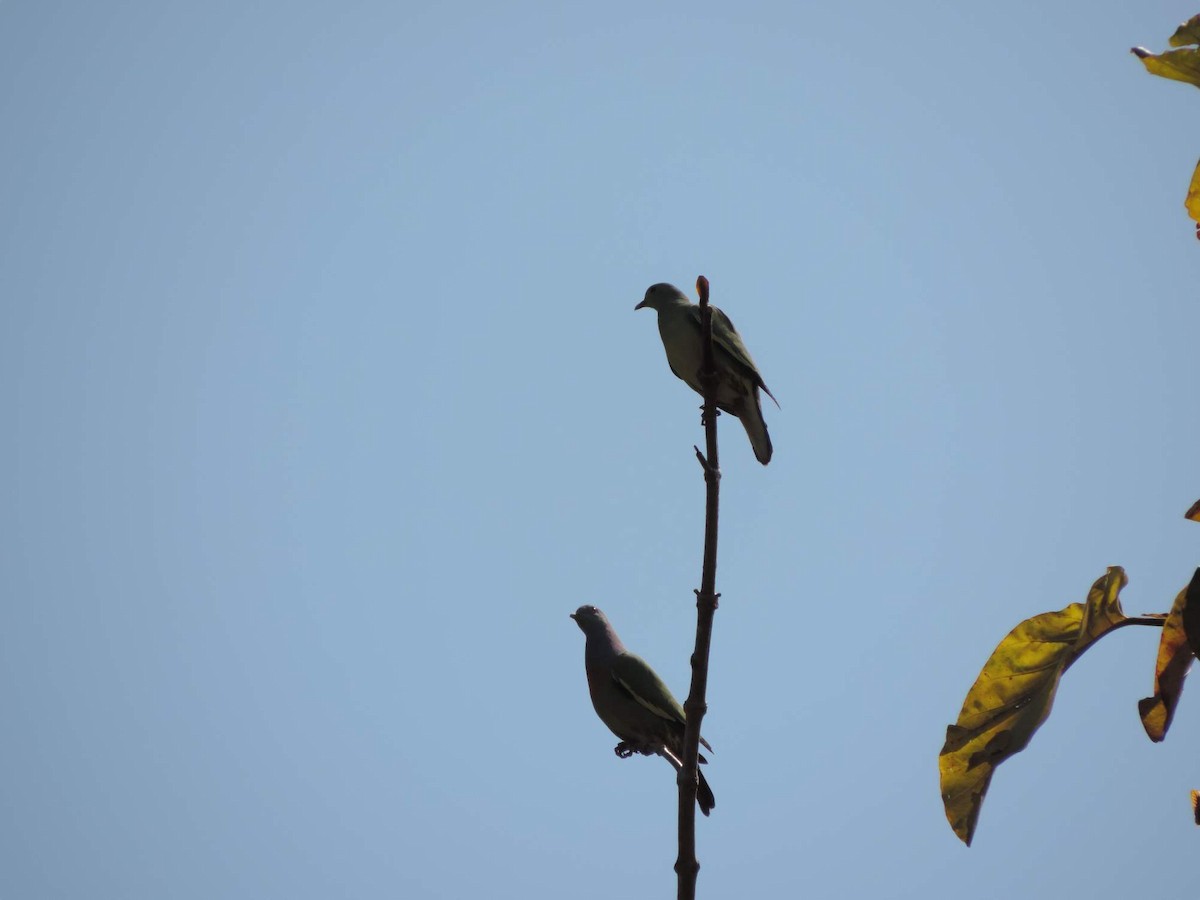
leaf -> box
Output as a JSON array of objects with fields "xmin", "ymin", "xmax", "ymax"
[
  {"xmin": 1187, "ymin": 161, "xmax": 1200, "ymax": 234},
  {"xmin": 1131, "ymin": 21, "xmax": 1200, "ymax": 235},
  {"xmin": 1184, "ymin": 505, "xmax": 1200, "ymax": 656},
  {"xmin": 1169, "ymin": 15, "xmax": 1200, "ymax": 49},
  {"xmin": 1133, "ymin": 16, "xmax": 1200, "ymax": 88},
  {"xmin": 1131, "ymin": 45, "xmax": 1200, "ymax": 89},
  {"xmin": 1184, "ymin": 569, "xmax": 1200, "ymax": 662},
  {"xmin": 1137, "ymin": 570, "xmax": 1199, "ymax": 741},
  {"xmin": 939, "ymin": 567, "xmax": 1130, "ymax": 846}
]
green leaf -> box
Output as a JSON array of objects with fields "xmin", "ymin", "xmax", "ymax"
[
  {"xmin": 1169, "ymin": 15, "xmax": 1200, "ymax": 48},
  {"xmin": 1137, "ymin": 570, "xmax": 1199, "ymax": 741},
  {"xmin": 939, "ymin": 567, "xmax": 1130, "ymax": 846}
]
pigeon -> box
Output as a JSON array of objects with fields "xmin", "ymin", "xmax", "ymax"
[
  {"xmin": 636, "ymin": 282, "xmax": 778, "ymax": 464},
  {"xmin": 571, "ymin": 604, "xmax": 715, "ymax": 815}
]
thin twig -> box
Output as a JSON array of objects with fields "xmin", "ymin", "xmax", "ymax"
[
  {"xmin": 1116, "ymin": 615, "xmax": 1168, "ymax": 628},
  {"xmin": 675, "ymin": 275, "xmax": 720, "ymax": 900},
  {"xmin": 1060, "ymin": 614, "xmax": 1168, "ymax": 676}
]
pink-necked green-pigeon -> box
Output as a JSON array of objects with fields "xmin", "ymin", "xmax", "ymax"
[
  {"xmin": 636, "ymin": 282, "xmax": 778, "ymax": 465},
  {"xmin": 570, "ymin": 604, "xmax": 715, "ymax": 815}
]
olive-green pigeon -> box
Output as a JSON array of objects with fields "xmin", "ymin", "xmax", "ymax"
[
  {"xmin": 570, "ymin": 604, "xmax": 715, "ymax": 815},
  {"xmin": 636, "ymin": 282, "xmax": 778, "ymax": 465}
]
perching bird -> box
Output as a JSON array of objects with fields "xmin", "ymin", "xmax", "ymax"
[
  {"xmin": 570, "ymin": 604, "xmax": 715, "ymax": 815},
  {"xmin": 636, "ymin": 282, "xmax": 778, "ymax": 465}
]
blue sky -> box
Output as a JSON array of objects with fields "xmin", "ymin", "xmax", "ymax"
[{"xmin": 3, "ymin": 2, "xmax": 1200, "ymax": 897}]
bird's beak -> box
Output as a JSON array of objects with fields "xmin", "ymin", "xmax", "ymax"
[
  {"xmin": 634, "ymin": 299, "xmax": 647, "ymax": 310},
  {"xmin": 569, "ymin": 612, "xmax": 577, "ymax": 620}
]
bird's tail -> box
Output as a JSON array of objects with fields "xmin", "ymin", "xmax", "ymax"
[
  {"xmin": 739, "ymin": 392, "xmax": 773, "ymax": 465},
  {"xmin": 661, "ymin": 744, "xmax": 716, "ymax": 816},
  {"xmin": 698, "ymin": 768, "xmax": 716, "ymax": 816}
]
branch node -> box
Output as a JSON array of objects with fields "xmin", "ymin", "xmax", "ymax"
[{"xmin": 692, "ymin": 446, "xmax": 720, "ymax": 478}]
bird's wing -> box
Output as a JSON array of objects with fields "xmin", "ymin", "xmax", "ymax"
[
  {"xmin": 611, "ymin": 653, "xmax": 687, "ymax": 725},
  {"xmin": 612, "ymin": 653, "xmax": 714, "ymax": 754},
  {"xmin": 689, "ymin": 305, "xmax": 779, "ymax": 406}
]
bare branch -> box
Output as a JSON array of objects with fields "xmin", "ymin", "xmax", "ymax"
[{"xmin": 676, "ymin": 274, "xmax": 720, "ymax": 899}]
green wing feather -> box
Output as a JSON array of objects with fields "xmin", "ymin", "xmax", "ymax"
[
  {"xmin": 611, "ymin": 653, "xmax": 687, "ymax": 724},
  {"xmin": 687, "ymin": 305, "xmax": 778, "ymax": 406},
  {"xmin": 611, "ymin": 653, "xmax": 714, "ymax": 754}
]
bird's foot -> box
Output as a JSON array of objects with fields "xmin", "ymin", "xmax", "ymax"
[{"xmin": 614, "ymin": 741, "xmax": 656, "ymax": 759}]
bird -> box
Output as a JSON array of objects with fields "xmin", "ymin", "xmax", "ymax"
[
  {"xmin": 635, "ymin": 282, "xmax": 778, "ymax": 465},
  {"xmin": 570, "ymin": 604, "xmax": 715, "ymax": 815}
]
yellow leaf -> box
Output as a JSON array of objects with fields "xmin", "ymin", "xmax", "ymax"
[
  {"xmin": 1169, "ymin": 15, "xmax": 1200, "ymax": 49},
  {"xmin": 1132, "ymin": 45, "xmax": 1200, "ymax": 89},
  {"xmin": 1133, "ymin": 16, "xmax": 1200, "ymax": 87},
  {"xmin": 939, "ymin": 568, "xmax": 1129, "ymax": 846},
  {"xmin": 1137, "ymin": 570, "xmax": 1199, "ymax": 741},
  {"xmin": 1186, "ymin": 161, "xmax": 1200, "ymax": 227}
]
